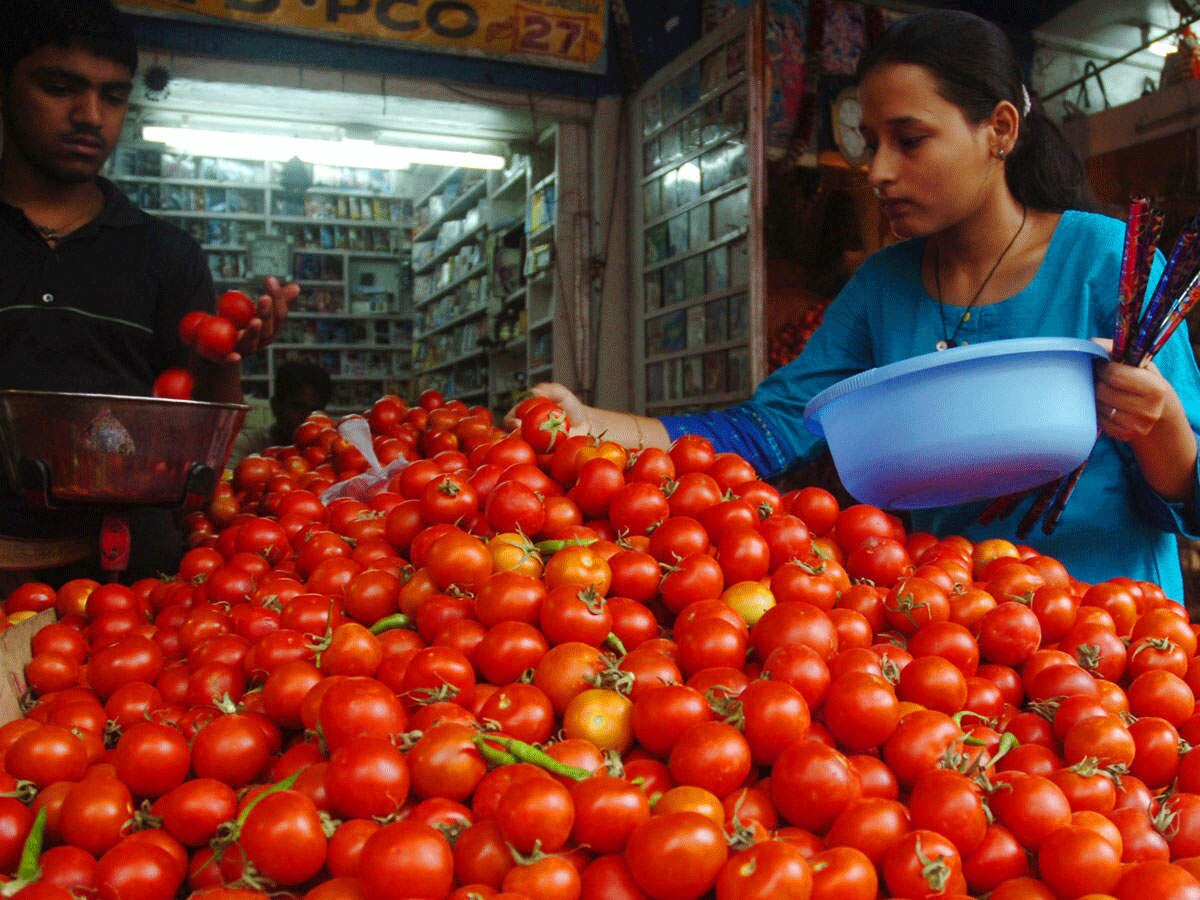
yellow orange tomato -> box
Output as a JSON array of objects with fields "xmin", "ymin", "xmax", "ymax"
[
  {"xmin": 972, "ymin": 538, "xmax": 1020, "ymax": 580},
  {"xmin": 488, "ymin": 532, "xmax": 544, "ymax": 577},
  {"xmin": 654, "ymin": 785, "xmax": 725, "ymax": 826},
  {"xmin": 563, "ymin": 688, "xmax": 633, "ymax": 752},
  {"xmin": 544, "ymin": 546, "xmax": 612, "ymax": 596},
  {"xmin": 722, "ymin": 582, "xmax": 775, "ymax": 627}
]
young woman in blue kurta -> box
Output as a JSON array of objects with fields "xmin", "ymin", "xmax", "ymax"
[{"xmin": 524, "ymin": 12, "xmax": 1200, "ymax": 601}]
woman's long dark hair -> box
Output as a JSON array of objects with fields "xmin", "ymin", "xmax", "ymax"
[{"xmin": 857, "ymin": 10, "xmax": 1091, "ymax": 212}]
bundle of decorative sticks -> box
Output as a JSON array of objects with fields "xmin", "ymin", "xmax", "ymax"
[{"xmin": 978, "ymin": 195, "xmax": 1200, "ymax": 538}]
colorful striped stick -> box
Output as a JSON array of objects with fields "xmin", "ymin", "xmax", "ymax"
[
  {"xmin": 1146, "ymin": 277, "xmax": 1200, "ymax": 361},
  {"xmin": 1112, "ymin": 196, "xmax": 1152, "ymax": 362},
  {"xmin": 1045, "ymin": 213, "xmax": 1200, "ymax": 534},
  {"xmin": 976, "ymin": 490, "xmax": 1030, "ymax": 526},
  {"xmin": 1132, "ymin": 205, "xmax": 1165, "ymax": 312},
  {"xmin": 1128, "ymin": 215, "xmax": 1200, "ymax": 364},
  {"xmin": 1042, "ymin": 460, "xmax": 1087, "ymax": 536},
  {"xmin": 1016, "ymin": 477, "xmax": 1065, "ymax": 540}
]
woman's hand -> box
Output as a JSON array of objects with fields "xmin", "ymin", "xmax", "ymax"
[
  {"xmin": 1092, "ymin": 337, "xmax": 1198, "ymax": 502},
  {"xmin": 505, "ymin": 382, "xmax": 592, "ymax": 434},
  {"xmin": 1092, "ymin": 338, "xmax": 1187, "ymax": 442}
]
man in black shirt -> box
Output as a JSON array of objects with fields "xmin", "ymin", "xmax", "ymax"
[{"xmin": 0, "ymin": 0, "xmax": 298, "ymax": 578}]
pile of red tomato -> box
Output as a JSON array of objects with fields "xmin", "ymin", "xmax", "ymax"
[{"xmin": 1, "ymin": 388, "xmax": 1200, "ymax": 899}]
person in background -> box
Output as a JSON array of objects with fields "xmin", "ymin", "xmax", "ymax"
[
  {"xmin": 230, "ymin": 361, "xmax": 334, "ymax": 464},
  {"xmin": 0, "ymin": 0, "xmax": 299, "ymax": 581},
  {"xmin": 520, "ymin": 10, "xmax": 1200, "ymax": 602}
]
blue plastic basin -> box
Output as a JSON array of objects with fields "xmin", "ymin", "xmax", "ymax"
[{"xmin": 802, "ymin": 337, "xmax": 1108, "ymax": 510}]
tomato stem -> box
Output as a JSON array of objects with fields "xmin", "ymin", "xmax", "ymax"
[
  {"xmin": 981, "ymin": 732, "xmax": 1020, "ymax": 773},
  {"xmin": 604, "ymin": 632, "xmax": 628, "ymax": 657},
  {"xmin": 369, "ymin": 613, "xmax": 415, "ymax": 634},
  {"xmin": 319, "ymin": 811, "xmax": 342, "ymax": 839},
  {"xmin": 235, "ymin": 769, "xmax": 302, "ymax": 830},
  {"xmin": 913, "ymin": 833, "xmax": 951, "ymax": 893},
  {"xmin": 507, "ymin": 839, "xmax": 551, "ymax": 866},
  {"xmin": 0, "ymin": 781, "xmax": 38, "ymax": 805}
]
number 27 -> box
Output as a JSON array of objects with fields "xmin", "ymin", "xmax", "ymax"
[{"xmin": 519, "ymin": 13, "xmax": 583, "ymax": 57}]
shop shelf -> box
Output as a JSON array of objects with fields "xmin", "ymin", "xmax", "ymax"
[
  {"xmin": 414, "ymin": 262, "xmax": 488, "ymax": 309},
  {"xmin": 413, "ymin": 179, "xmax": 487, "ymax": 244}
]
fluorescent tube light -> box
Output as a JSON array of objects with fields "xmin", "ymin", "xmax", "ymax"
[
  {"xmin": 141, "ymin": 125, "xmax": 506, "ymax": 170},
  {"xmin": 1149, "ymin": 39, "xmax": 1177, "ymax": 57}
]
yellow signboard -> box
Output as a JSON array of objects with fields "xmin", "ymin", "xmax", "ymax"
[{"xmin": 120, "ymin": 0, "xmax": 607, "ymax": 72}]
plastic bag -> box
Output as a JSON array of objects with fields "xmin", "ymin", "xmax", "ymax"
[{"xmin": 319, "ymin": 417, "xmax": 411, "ymax": 504}]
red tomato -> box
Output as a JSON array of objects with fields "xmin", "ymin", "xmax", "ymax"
[
  {"xmin": 715, "ymin": 841, "xmax": 814, "ymax": 898},
  {"xmin": 407, "ymin": 723, "xmax": 488, "ymax": 803},
  {"xmin": 823, "ymin": 671, "xmax": 900, "ymax": 752},
  {"xmin": 624, "ymin": 811, "xmax": 727, "ymax": 899},
  {"xmin": 845, "ymin": 536, "xmax": 912, "ymax": 587},
  {"xmin": 355, "ymin": 820, "xmax": 453, "ymax": 897},
  {"xmin": 832, "ymin": 504, "xmax": 895, "ymax": 553},
  {"xmin": 520, "ymin": 402, "xmax": 570, "ymax": 453},
  {"xmin": 94, "ymin": 838, "xmax": 184, "ymax": 900},
  {"xmin": 193, "ymin": 315, "xmax": 238, "ymax": 357},
  {"xmin": 238, "ymin": 790, "xmax": 327, "ymax": 886},
  {"xmin": 59, "ymin": 777, "xmax": 134, "ymax": 857},
  {"xmin": 882, "ymin": 830, "xmax": 966, "ymax": 898},
  {"xmin": 770, "ymin": 741, "xmax": 861, "ymax": 832},
  {"xmin": 669, "ymin": 435, "xmax": 717, "ymax": 475},
  {"xmin": 1035, "ymin": 824, "xmax": 1122, "ymax": 897},
  {"xmin": 1114, "ymin": 861, "xmax": 1200, "ymax": 899},
  {"xmin": 178, "ymin": 310, "xmax": 210, "ymax": 345},
  {"xmin": 190, "ymin": 714, "xmax": 273, "ymax": 788},
  {"xmin": 825, "ymin": 797, "xmax": 910, "ymax": 867},
  {"xmin": 113, "ymin": 722, "xmax": 191, "ymax": 799},
  {"xmin": 808, "ymin": 846, "xmax": 878, "ymax": 900},
  {"xmin": 988, "ymin": 772, "xmax": 1071, "ymax": 851},
  {"xmin": 217, "ymin": 290, "xmax": 256, "ymax": 328},
  {"xmin": 668, "ymin": 721, "xmax": 752, "ymax": 799},
  {"xmin": 151, "ymin": 368, "xmax": 195, "ymax": 400},
  {"xmin": 908, "ymin": 769, "xmax": 987, "ymax": 856}
]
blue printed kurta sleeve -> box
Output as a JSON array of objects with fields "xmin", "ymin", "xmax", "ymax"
[{"xmin": 661, "ymin": 270, "xmax": 877, "ymax": 479}]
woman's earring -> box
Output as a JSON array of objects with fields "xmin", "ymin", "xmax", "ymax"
[{"xmin": 996, "ymin": 148, "xmax": 1008, "ymax": 160}]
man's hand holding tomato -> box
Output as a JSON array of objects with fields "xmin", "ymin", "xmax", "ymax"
[
  {"xmin": 238, "ymin": 276, "xmax": 300, "ymax": 358},
  {"xmin": 195, "ymin": 278, "xmax": 299, "ymax": 365},
  {"xmin": 183, "ymin": 278, "xmax": 300, "ymax": 403}
]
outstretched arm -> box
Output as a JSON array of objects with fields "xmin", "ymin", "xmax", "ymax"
[{"xmin": 509, "ymin": 382, "xmax": 671, "ymax": 449}]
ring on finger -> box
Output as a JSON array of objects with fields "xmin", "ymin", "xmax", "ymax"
[{"xmin": 1107, "ymin": 406, "xmax": 1118, "ymax": 420}]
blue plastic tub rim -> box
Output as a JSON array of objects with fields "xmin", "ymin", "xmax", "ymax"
[{"xmin": 802, "ymin": 337, "xmax": 1109, "ymax": 437}]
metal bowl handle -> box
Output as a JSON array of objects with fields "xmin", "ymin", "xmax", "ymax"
[
  {"xmin": 181, "ymin": 464, "xmax": 218, "ymax": 511},
  {"xmin": 15, "ymin": 458, "xmax": 57, "ymax": 511}
]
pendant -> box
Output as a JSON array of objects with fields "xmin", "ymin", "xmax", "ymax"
[{"xmin": 936, "ymin": 340, "xmax": 954, "ymax": 351}]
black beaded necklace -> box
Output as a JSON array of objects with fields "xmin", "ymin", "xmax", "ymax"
[{"xmin": 932, "ymin": 204, "xmax": 1028, "ymax": 351}]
